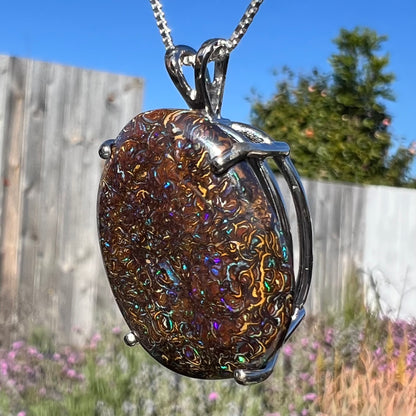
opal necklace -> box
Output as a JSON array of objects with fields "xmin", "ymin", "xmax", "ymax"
[{"xmin": 97, "ymin": 0, "xmax": 313, "ymax": 385}]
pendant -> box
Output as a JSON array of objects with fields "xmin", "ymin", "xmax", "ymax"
[{"xmin": 97, "ymin": 39, "xmax": 312, "ymax": 384}]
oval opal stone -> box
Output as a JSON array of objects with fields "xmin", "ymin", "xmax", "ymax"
[{"xmin": 97, "ymin": 109, "xmax": 294, "ymax": 379}]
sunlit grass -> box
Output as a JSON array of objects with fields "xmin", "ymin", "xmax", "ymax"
[{"xmin": 318, "ymin": 347, "xmax": 416, "ymax": 416}]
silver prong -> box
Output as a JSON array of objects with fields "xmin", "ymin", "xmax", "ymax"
[
  {"xmin": 284, "ymin": 307, "xmax": 306, "ymax": 342},
  {"xmin": 233, "ymin": 308, "xmax": 306, "ymax": 385},
  {"xmin": 99, "ymin": 139, "xmax": 115, "ymax": 159},
  {"xmin": 212, "ymin": 141, "xmax": 290, "ymax": 174},
  {"xmin": 233, "ymin": 349, "xmax": 280, "ymax": 385},
  {"xmin": 124, "ymin": 331, "xmax": 139, "ymax": 347}
]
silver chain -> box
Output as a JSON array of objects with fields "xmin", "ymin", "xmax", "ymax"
[{"xmin": 149, "ymin": 0, "xmax": 264, "ymax": 53}]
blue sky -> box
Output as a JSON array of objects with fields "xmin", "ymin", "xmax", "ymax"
[{"xmin": 1, "ymin": 0, "xmax": 415, "ymax": 159}]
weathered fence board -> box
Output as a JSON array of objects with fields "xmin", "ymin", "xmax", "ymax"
[
  {"xmin": 291, "ymin": 178, "xmax": 415, "ymax": 320},
  {"xmin": 1, "ymin": 55, "xmax": 415, "ymax": 347},
  {"xmin": 277, "ymin": 178, "xmax": 367, "ymax": 315},
  {"xmin": 0, "ymin": 55, "xmax": 144, "ymax": 345},
  {"xmin": 363, "ymin": 185, "xmax": 416, "ymax": 319},
  {"xmin": 0, "ymin": 55, "xmax": 26, "ymax": 334}
]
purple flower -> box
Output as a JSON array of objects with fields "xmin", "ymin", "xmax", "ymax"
[
  {"xmin": 309, "ymin": 353, "xmax": 316, "ymax": 361},
  {"xmin": 12, "ymin": 341, "xmax": 24, "ymax": 350},
  {"xmin": 407, "ymin": 351, "xmax": 416, "ymax": 366},
  {"xmin": 90, "ymin": 333, "xmax": 102, "ymax": 349},
  {"xmin": 67, "ymin": 353, "xmax": 78, "ymax": 365},
  {"xmin": 66, "ymin": 369, "xmax": 77, "ymax": 378},
  {"xmin": 301, "ymin": 338, "xmax": 309, "ymax": 347},
  {"xmin": 208, "ymin": 391, "xmax": 219, "ymax": 401},
  {"xmin": 303, "ymin": 392, "xmax": 317, "ymax": 402},
  {"xmin": 374, "ymin": 347, "xmax": 383, "ymax": 358},
  {"xmin": 0, "ymin": 359, "xmax": 8, "ymax": 376},
  {"xmin": 325, "ymin": 328, "xmax": 334, "ymax": 344},
  {"xmin": 17, "ymin": 412, "xmax": 26, "ymax": 416},
  {"xmin": 301, "ymin": 409, "xmax": 309, "ymax": 416},
  {"xmin": 112, "ymin": 326, "xmax": 122, "ymax": 335},
  {"xmin": 27, "ymin": 346, "xmax": 38, "ymax": 356},
  {"xmin": 283, "ymin": 344, "xmax": 294, "ymax": 357},
  {"xmin": 311, "ymin": 341, "xmax": 319, "ymax": 350},
  {"xmin": 24, "ymin": 365, "xmax": 35, "ymax": 376},
  {"xmin": 378, "ymin": 364, "xmax": 388, "ymax": 372},
  {"xmin": 91, "ymin": 333, "xmax": 102, "ymax": 343},
  {"xmin": 299, "ymin": 372, "xmax": 310, "ymax": 381}
]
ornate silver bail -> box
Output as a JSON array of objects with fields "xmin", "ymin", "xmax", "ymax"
[{"xmin": 165, "ymin": 39, "xmax": 230, "ymax": 119}]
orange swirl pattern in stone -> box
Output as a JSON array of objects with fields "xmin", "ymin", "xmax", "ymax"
[{"xmin": 97, "ymin": 109, "xmax": 294, "ymax": 379}]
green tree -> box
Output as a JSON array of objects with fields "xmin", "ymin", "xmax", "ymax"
[{"xmin": 251, "ymin": 27, "xmax": 415, "ymax": 187}]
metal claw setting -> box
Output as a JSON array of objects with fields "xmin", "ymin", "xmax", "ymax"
[
  {"xmin": 234, "ymin": 308, "xmax": 306, "ymax": 385},
  {"xmin": 124, "ymin": 331, "xmax": 139, "ymax": 347},
  {"xmin": 99, "ymin": 139, "xmax": 115, "ymax": 159}
]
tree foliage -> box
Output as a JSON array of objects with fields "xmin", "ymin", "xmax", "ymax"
[{"xmin": 251, "ymin": 27, "xmax": 415, "ymax": 187}]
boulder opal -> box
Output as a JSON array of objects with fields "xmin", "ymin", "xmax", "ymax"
[{"xmin": 97, "ymin": 109, "xmax": 295, "ymax": 379}]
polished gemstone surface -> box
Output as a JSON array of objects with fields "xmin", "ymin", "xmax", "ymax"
[{"xmin": 97, "ymin": 109, "xmax": 294, "ymax": 379}]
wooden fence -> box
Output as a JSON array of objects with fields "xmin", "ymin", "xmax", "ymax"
[
  {"xmin": 1, "ymin": 55, "xmax": 415, "ymax": 347},
  {"xmin": 281, "ymin": 178, "xmax": 416, "ymax": 320},
  {"xmin": 0, "ymin": 55, "xmax": 144, "ymax": 345}
]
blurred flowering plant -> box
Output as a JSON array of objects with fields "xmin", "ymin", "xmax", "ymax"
[{"xmin": 0, "ymin": 315, "xmax": 415, "ymax": 415}]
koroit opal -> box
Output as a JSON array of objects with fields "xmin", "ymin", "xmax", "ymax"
[
  {"xmin": 97, "ymin": 39, "xmax": 312, "ymax": 385},
  {"xmin": 97, "ymin": 108, "xmax": 311, "ymax": 384}
]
